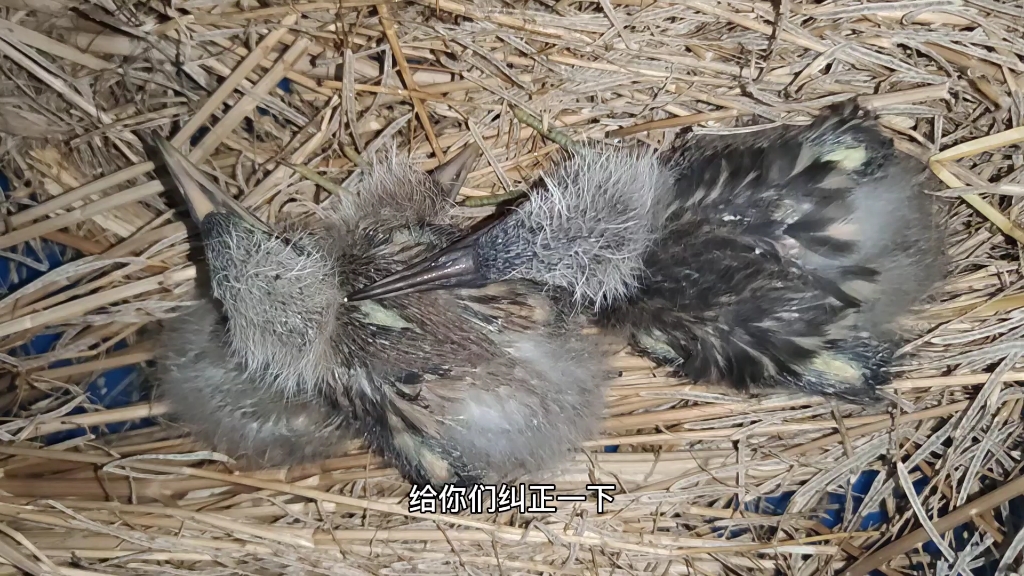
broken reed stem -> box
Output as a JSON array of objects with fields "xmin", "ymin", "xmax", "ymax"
[
  {"xmin": 189, "ymin": 38, "xmax": 312, "ymax": 161},
  {"xmin": 927, "ymin": 125, "xmax": 1024, "ymax": 245},
  {"xmin": 513, "ymin": 107, "xmax": 581, "ymax": 153},
  {"xmin": 377, "ymin": 2, "xmax": 444, "ymax": 162},
  {"xmin": 457, "ymin": 108, "xmax": 581, "ymax": 206},
  {"xmin": 341, "ymin": 145, "xmax": 368, "ymax": 169},
  {"xmin": 281, "ymin": 161, "xmax": 351, "ymax": 197},
  {"xmin": 12, "ymin": 402, "xmax": 171, "ymax": 438},
  {"xmin": 172, "ymin": 14, "xmax": 299, "ymax": 149}
]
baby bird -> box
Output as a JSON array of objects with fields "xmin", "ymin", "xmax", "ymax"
[
  {"xmin": 150, "ymin": 136, "xmax": 605, "ymax": 485},
  {"xmin": 152, "ymin": 139, "xmax": 353, "ymax": 468},
  {"xmin": 347, "ymin": 102, "xmax": 946, "ymax": 404}
]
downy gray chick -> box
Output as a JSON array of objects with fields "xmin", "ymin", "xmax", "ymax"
[
  {"xmin": 152, "ymin": 138, "xmax": 353, "ymax": 468},
  {"xmin": 347, "ymin": 102, "xmax": 946, "ymax": 404},
  {"xmin": 150, "ymin": 137, "xmax": 605, "ymax": 485}
]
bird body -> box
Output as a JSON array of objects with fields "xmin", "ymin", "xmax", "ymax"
[
  {"xmin": 152, "ymin": 138, "xmax": 606, "ymax": 486},
  {"xmin": 600, "ymin": 105, "xmax": 945, "ymax": 402},
  {"xmin": 349, "ymin": 103, "xmax": 946, "ymax": 403},
  {"xmin": 154, "ymin": 298, "xmax": 352, "ymax": 467}
]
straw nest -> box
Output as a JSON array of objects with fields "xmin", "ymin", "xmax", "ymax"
[{"xmin": 1, "ymin": 0, "xmax": 1023, "ymax": 574}]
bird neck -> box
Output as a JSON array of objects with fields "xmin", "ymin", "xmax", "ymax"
[{"xmin": 483, "ymin": 146, "xmax": 675, "ymax": 308}]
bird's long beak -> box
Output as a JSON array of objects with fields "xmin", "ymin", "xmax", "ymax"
[
  {"xmin": 345, "ymin": 143, "xmax": 489, "ymax": 302},
  {"xmin": 430, "ymin": 142, "xmax": 481, "ymax": 201},
  {"xmin": 152, "ymin": 136, "xmax": 272, "ymax": 233},
  {"xmin": 345, "ymin": 227, "xmax": 492, "ymax": 302}
]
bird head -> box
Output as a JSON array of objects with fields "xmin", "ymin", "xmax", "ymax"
[
  {"xmin": 345, "ymin": 144, "xmax": 675, "ymax": 308},
  {"xmin": 152, "ymin": 137, "xmax": 341, "ymax": 395}
]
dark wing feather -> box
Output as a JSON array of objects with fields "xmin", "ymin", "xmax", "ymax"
[{"xmin": 603, "ymin": 228, "xmax": 846, "ymax": 392}]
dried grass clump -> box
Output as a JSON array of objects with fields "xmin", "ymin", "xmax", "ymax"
[{"xmin": 1, "ymin": 0, "xmax": 1024, "ymax": 574}]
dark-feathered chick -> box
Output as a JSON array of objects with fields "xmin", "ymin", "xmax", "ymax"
[
  {"xmin": 151, "ymin": 137, "xmax": 605, "ymax": 485},
  {"xmin": 348, "ymin": 102, "xmax": 946, "ymax": 404}
]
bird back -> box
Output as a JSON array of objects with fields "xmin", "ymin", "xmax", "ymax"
[{"xmin": 601, "ymin": 103, "xmax": 945, "ymax": 402}]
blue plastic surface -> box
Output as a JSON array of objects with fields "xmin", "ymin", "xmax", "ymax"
[{"xmin": 0, "ymin": 176, "xmax": 152, "ymax": 445}]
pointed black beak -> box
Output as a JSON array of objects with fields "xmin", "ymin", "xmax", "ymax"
[
  {"xmin": 152, "ymin": 136, "xmax": 273, "ymax": 233},
  {"xmin": 345, "ymin": 228, "xmax": 492, "ymax": 302},
  {"xmin": 431, "ymin": 143, "xmax": 481, "ymax": 201},
  {"xmin": 345, "ymin": 143, "xmax": 490, "ymax": 302}
]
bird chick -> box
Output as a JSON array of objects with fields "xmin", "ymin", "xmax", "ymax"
[
  {"xmin": 348, "ymin": 102, "xmax": 946, "ymax": 404},
  {"xmin": 150, "ymin": 137, "xmax": 605, "ymax": 485},
  {"xmin": 151, "ymin": 138, "xmax": 354, "ymax": 468}
]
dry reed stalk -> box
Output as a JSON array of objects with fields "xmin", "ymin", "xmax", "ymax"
[{"xmin": 0, "ymin": 0, "xmax": 1022, "ymax": 573}]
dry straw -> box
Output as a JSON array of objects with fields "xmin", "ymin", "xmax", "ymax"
[{"xmin": 0, "ymin": 0, "xmax": 1023, "ymax": 574}]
